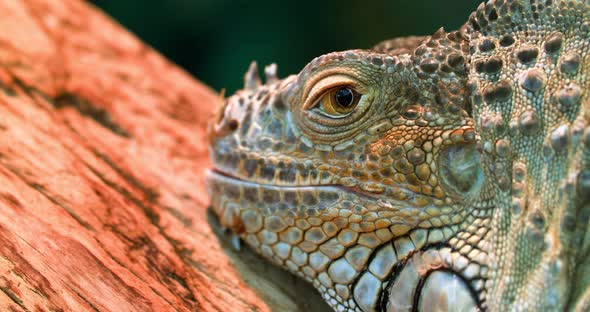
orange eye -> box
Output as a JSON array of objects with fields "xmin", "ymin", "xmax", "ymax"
[{"xmin": 315, "ymin": 87, "xmax": 361, "ymax": 117}]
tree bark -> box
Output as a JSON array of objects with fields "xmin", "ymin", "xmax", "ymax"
[{"xmin": 0, "ymin": 1, "xmax": 328, "ymax": 311}]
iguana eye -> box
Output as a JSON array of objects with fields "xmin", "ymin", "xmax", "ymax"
[{"xmin": 314, "ymin": 87, "xmax": 361, "ymax": 117}]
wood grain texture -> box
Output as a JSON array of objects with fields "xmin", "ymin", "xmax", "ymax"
[{"xmin": 0, "ymin": 1, "xmax": 328, "ymax": 311}]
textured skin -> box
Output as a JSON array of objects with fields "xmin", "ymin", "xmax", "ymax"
[{"xmin": 206, "ymin": 1, "xmax": 590, "ymax": 311}]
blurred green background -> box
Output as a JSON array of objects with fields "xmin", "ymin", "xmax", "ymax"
[{"xmin": 90, "ymin": 0, "xmax": 480, "ymax": 94}]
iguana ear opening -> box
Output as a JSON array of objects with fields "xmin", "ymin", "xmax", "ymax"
[{"xmin": 439, "ymin": 143, "xmax": 484, "ymax": 198}]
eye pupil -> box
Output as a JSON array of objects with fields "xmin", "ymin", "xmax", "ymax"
[{"xmin": 334, "ymin": 88, "xmax": 354, "ymax": 107}]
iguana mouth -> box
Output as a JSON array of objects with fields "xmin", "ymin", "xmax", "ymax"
[
  {"xmin": 205, "ymin": 167, "xmax": 429, "ymax": 238},
  {"xmin": 207, "ymin": 168, "xmax": 381, "ymax": 200},
  {"xmin": 206, "ymin": 167, "xmax": 354, "ymax": 234}
]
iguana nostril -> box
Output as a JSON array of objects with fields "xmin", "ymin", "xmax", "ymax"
[
  {"xmin": 227, "ymin": 119, "xmax": 239, "ymax": 132},
  {"xmin": 211, "ymin": 117, "xmax": 239, "ymax": 140}
]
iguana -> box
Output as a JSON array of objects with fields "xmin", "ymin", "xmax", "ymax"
[{"xmin": 206, "ymin": 0, "xmax": 590, "ymax": 310}]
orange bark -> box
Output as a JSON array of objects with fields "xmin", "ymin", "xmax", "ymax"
[{"xmin": 0, "ymin": 1, "xmax": 326, "ymax": 311}]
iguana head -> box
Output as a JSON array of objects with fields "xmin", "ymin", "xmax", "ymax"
[{"xmin": 207, "ymin": 1, "xmax": 590, "ymax": 311}]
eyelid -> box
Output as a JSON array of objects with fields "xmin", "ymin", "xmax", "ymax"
[{"xmin": 302, "ymin": 75, "xmax": 362, "ymax": 110}]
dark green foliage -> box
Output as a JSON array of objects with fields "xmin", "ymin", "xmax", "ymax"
[{"xmin": 91, "ymin": 0, "xmax": 479, "ymax": 93}]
